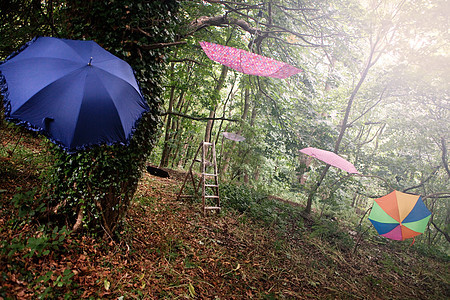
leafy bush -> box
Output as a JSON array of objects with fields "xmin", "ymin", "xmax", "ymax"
[
  {"xmin": 220, "ymin": 183, "xmax": 267, "ymax": 213},
  {"xmin": 9, "ymin": 188, "xmax": 46, "ymax": 226},
  {"xmin": 410, "ymin": 242, "xmax": 449, "ymax": 262},
  {"xmin": 311, "ymin": 218, "xmax": 354, "ymax": 252},
  {"xmin": 0, "ymin": 188, "xmax": 75, "ymax": 298},
  {"xmin": 1, "ymin": 224, "xmax": 70, "ymax": 259},
  {"xmin": 220, "ymin": 183, "xmax": 303, "ymax": 229}
]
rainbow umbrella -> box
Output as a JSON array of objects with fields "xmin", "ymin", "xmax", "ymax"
[
  {"xmin": 200, "ymin": 42, "xmax": 302, "ymax": 79},
  {"xmin": 368, "ymin": 190, "xmax": 431, "ymax": 241}
]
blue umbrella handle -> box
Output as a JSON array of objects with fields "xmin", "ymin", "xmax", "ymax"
[{"xmin": 43, "ymin": 117, "xmax": 54, "ymax": 130}]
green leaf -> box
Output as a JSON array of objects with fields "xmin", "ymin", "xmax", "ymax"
[
  {"xmin": 188, "ymin": 282, "xmax": 196, "ymax": 297},
  {"xmin": 104, "ymin": 279, "xmax": 111, "ymax": 291}
]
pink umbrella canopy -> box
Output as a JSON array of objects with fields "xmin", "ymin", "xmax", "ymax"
[
  {"xmin": 299, "ymin": 147, "xmax": 359, "ymax": 174},
  {"xmin": 200, "ymin": 42, "xmax": 302, "ymax": 79},
  {"xmin": 222, "ymin": 132, "xmax": 245, "ymax": 142}
]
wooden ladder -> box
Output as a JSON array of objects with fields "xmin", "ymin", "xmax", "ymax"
[{"xmin": 177, "ymin": 141, "xmax": 221, "ymax": 215}]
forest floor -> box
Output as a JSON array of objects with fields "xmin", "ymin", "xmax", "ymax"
[{"xmin": 0, "ymin": 130, "xmax": 449, "ymax": 299}]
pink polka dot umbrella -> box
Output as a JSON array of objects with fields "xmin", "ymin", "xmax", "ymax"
[
  {"xmin": 299, "ymin": 147, "xmax": 359, "ymax": 174},
  {"xmin": 222, "ymin": 132, "xmax": 245, "ymax": 142},
  {"xmin": 200, "ymin": 42, "xmax": 302, "ymax": 79}
]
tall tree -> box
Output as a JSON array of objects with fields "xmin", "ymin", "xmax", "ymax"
[{"xmin": 1, "ymin": 0, "xmax": 180, "ymax": 236}]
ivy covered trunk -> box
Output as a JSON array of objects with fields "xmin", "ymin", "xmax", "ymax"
[
  {"xmin": 48, "ymin": 124, "xmax": 157, "ymax": 235},
  {"xmin": 44, "ymin": 0, "xmax": 179, "ymax": 236}
]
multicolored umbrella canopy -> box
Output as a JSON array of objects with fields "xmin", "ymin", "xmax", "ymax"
[
  {"xmin": 222, "ymin": 132, "xmax": 245, "ymax": 142},
  {"xmin": 368, "ymin": 190, "xmax": 432, "ymax": 241},
  {"xmin": 0, "ymin": 36, "xmax": 149, "ymax": 153},
  {"xmin": 299, "ymin": 147, "xmax": 359, "ymax": 174},
  {"xmin": 200, "ymin": 42, "xmax": 302, "ymax": 79}
]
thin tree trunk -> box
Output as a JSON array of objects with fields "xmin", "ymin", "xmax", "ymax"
[
  {"xmin": 160, "ymin": 84, "xmax": 176, "ymax": 167},
  {"xmin": 304, "ymin": 37, "xmax": 379, "ymax": 215},
  {"xmin": 169, "ymin": 90, "xmax": 186, "ymax": 166},
  {"xmin": 205, "ymin": 65, "xmax": 228, "ymax": 143},
  {"xmin": 159, "ymin": 54, "xmax": 178, "ymax": 167},
  {"xmin": 220, "ymin": 86, "xmax": 251, "ymax": 177}
]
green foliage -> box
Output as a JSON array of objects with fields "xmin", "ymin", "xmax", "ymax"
[
  {"xmin": 1, "ymin": 225, "xmax": 70, "ymax": 259},
  {"xmin": 221, "ymin": 183, "xmax": 304, "ymax": 229},
  {"xmin": 220, "ymin": 183, "xmax": 267, "ymax": 214},
  {"xmin": 311, "ymin": 219, "xmax": 354, "ymax": 252},
  {"xmin": 34, "ymin": 268, "xmax": 76, "ymax": 299},
  {"xmin": 46, "ymin": 143, "xmax": 151, "ymax": 234},
  {"xmin": 411, "ymin": 242, "xmax": 450, "ymax": 262},
  {"xmin": 10, "ymin": 188, "xmax": 45, "ymax": 225},
  {"xmin": 0, "ymin": 188, "xmax": 75, "ymax": 298}
]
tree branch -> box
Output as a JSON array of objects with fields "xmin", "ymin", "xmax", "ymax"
[
  {"xmin": 133, "ymin": 26, "xmax": 187, "ymax": 49},
  {"xmin": 422, "ymin": 193, "xmax": 450, "ymax": 200},
  {"xmin": 348, "ymin": 86, "xmax": 387, "ymax": 127},
  {"xmin": 441, "ymin": 137, "xmax": 450, "ymax": 178},
  {"xmin": 431, "ymin": 221, "xmax": 450, "ymax": 243},
  {"xmin": 161, "ymin": 111, "xmax": 239, "ymax": 122},
  {"xmin": 353, "ymin": 174, "xmax": 395, "ymax": 191},
  {"xmin": 139, "ymin": 41, "xmax": 187, "ymax": 50},
  {"xmin": 270, "ymin": 35, "xmax": 323, "ymax": 48},
  {"xmin": 402, "ymin": 165, "xmax": 441, "ymax": 193},
  {"xmin": 168, "ymin": 58, "xmax": 205, "ymax": 66},
  {"xmin": 188, "ymin": 15, "xmax": 260, "ymax": 37},
  {"xmin": 274, "ymin": 4, "xmax": 319, "ymax": 12}
]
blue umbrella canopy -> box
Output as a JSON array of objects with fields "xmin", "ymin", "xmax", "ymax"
[{"xmin": 0, "ymin": 36, "xmax": 149, "ymax": 153}]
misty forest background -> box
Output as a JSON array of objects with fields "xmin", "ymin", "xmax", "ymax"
[{"xmin": 0, "ymin": 0, "xmax": 449, "ymax": 299}]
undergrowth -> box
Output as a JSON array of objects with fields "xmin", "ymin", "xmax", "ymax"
[
  {"xmin": 1, "ymin": 132, "xmax": 449, "ymax": 299},
  {"xmin": 220, "ymin": 183, "xmax": 356, "ymax": 251}
]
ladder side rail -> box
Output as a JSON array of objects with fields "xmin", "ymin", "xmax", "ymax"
[
  {"xmin": 177, "ymin": 143, "xmax": 202, "ymax": 200},
  {"xmin": 201, "ymin": 142, "xmax": 207, "ymax": 215},
  {"xmin": 211, "ymin": 143, "xmax": 220, "ymax": 208}
]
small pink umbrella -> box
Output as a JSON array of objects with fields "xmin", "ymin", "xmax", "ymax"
[
  {"xmin": 299, "ymin": 147, "xmax": 359, "ymax": 174},
  {"xmin": 200, "ymin": 42, "xmax": 302, "ymax": 79},
  {"xmin": 222, "ymin": 132, "xmax": 245, "ymax": 142}
]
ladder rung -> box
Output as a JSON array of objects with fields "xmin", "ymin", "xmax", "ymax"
[
  {"xmin": 195, "ymin": 158, "xmax": 213, "ymax": 166},
  {"xmin": 204, "ymin": 206, "xmax": 221, "ymax": 210},
  {"xmin": 205, "ymin": 195, "xmax": 219, "ymax": 199},
  {"xmin": 203, "ymin": 173, "xmax": 217, "ymax": 176},
  {"xmin": 205, "ymin": 184, "xmax": 219, "ymax": 187},
  {"xmin": 203, "ymin": 142, "xmax": 213, "ymax": 146}
]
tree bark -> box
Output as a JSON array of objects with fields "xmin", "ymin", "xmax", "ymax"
[
  {"xmin": 204, "ymin": 65, "xmax": 228, "ymax": 142},
  {"xmin": 220, "ymin": 86, "xmax": 251, "ymax": 177},
  {"xmin": 159, "ymin": 55, "xmax": 177, "ymax": 167},
  {"xmin": 159, "ymin": 84, "xmax": 176, "ymax": 167}
]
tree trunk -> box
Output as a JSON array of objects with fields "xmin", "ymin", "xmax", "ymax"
[
  {"xmin": 304, "ymin": 36, "xmax": 379, "ymax": 215},
  {"xmin": 220, "ymin": 86, "xmax": 251, "ymax": 177},
  {"xmin": 204, "ymin": 65, "xmax": 228, "ymax": 143},
  {"xmin": 160, "ymin": 59, "xmax": 177, "ymax": 167}
]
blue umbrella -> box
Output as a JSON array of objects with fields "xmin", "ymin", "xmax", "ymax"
[{"xmin": 0, "ymin": 36, "xmax": 149, "ymax": 153}]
